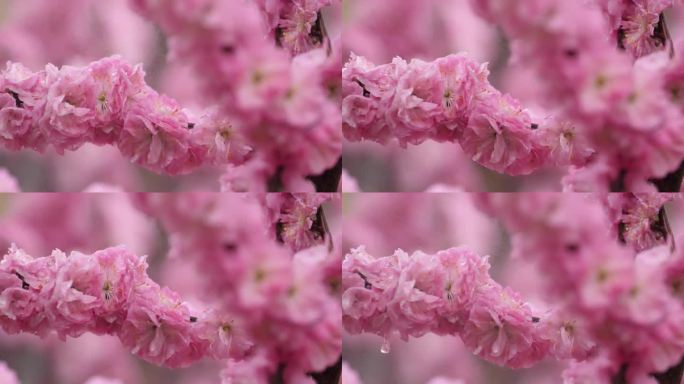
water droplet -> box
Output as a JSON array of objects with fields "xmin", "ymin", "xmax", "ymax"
[{"xmin": 380, "ymin": 339, "xmax": 391, "ymax": 354}]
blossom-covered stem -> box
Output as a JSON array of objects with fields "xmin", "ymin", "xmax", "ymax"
[
  {"xmin": 342, "ymin": 246, "xmax": 565, "ymax": 368},
  {"xmin": 0, "ymin": 56, "xmax": 251, "ymax": 175},
  {"xmin": 342, "ymin": 53, "xmax": 590, "ymax": 176},
  {"xmin": 0, "ymin": 245, "xmax": 246, "ymax": 368}
]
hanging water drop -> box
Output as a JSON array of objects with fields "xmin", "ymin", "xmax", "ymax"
[{"xmin": 380, "ymin": 338, "xmax": 391, "ymax": 354}]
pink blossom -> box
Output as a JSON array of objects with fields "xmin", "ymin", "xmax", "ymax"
[
  {"xmin": 265, "ymin": 193, "xmax": 332, "ymax": 252},
  {"xmin": 460, "ymin": 94, "xmax": 548, "ymax": 175},
  {"xmin": 118, "ymin": 284, "xmax": 208, "ymax": 367},
  {"xmin": 119, "ymin": 93, "xmax": 201, "ymax": 174},
  {"xmin": 460, "ymin": 285, "xmax": 552, "ymax": 368}
]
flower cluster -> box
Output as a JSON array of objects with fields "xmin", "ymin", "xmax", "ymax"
[
  {"xmin": 133, "ymin": 193, "xmax": 342, "ymax": 382},
  {"xmin": 0, "ymin": 245, "xmax": 246, "ymax": 368},
  {"xmin": 342, "ymin": 246, "xmax": 571, "ymax": 368},
  {"xmin": 130, "ymin": 0, "xmax": 342, "ymax": 191},
  {"xmin": 342, "ymin": 53, "xmax": 591, "ymax": 175},
  {"xmin": 0, "ymin": 56, "xmax": 251, "ymax": 175}
]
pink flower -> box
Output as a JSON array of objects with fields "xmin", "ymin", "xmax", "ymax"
[
  {"xmin": 191, "ymin": 108, "xmax": 253, "ymax": 166},
  {"xmin": 86, "ymin": 56, "xmax": 147, "ymax": 143},
  {"xmin": 118, "ymin": 284, "xmax": 206, "ymax": 367},
  {"xmin": 621, "ymin": 3, "xmax": 667, "ymax": 58},
  {"xmin": 341, "ymin": 94, "xmax": 385, "ymax": 140},
  {"xmin": 234, "ymin": 47, "xmax": 291, "ymax": 111},
  {"xmin": 461, "ymin": 285, "xmax": 551, "ymax": 368},
  {"xmin": 460, "ymin": 94, "xmax": 547, "ymax": 175},
  {"xmin": 119, "ymin": 92, "xmax": 201, "ymax": 174},
  {"xmin": 40, "ymin": 64, "xmax": 99, "ymax": 152},
  {"xmin": 197, "ymin": 310, "xmax": 254, "ymax": 361},
  {"xmin": 546, "ymin": 311, "xmax": 597, "ymax": 360},
  {"xmin": 0, "ymin": 62, "xmax": 48, "ymax": 151},
  {"xmin": 613, "ymin": 194, "xmax": 675, "ymax": 252},
  {"xmin": 43, "ymin": 250, "xmax": 100, "ymax": 338},
  {"xmin": 386, "ymin": 59, "xmax": 442, "ymax": 146},
  {"xmin": 539, "ymin": 119, "xmax": 594, "ymax": 167},
  {"xmin": 268, "ymin": 193, "xmax": 331, "ymax": 252},
  {"xmin": 278, "ymin": 0, "xmax": 321, "ymax": 55},
  {"xmin": 236, "ymin": 243, "xmax": 291, "ymax": 307}
]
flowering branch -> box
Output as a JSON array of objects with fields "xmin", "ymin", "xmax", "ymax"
[
  {"xmin": 342, "ymin": 246, "xmax": 578, "ymax": 368},
  {"xmin": 0, "ymin": 245, "xmax": 247, "ymax": 368},
  {"xmin": 342, "ymin": 53, "xmax": 591, "ymax": 175},
  {"xmin": 0, "ymin": 56, "xmax": 251, "ymax": 175}
]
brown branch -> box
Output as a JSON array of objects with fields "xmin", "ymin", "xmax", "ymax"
[
  {"xmin": 653, "ymin": 356, "xmax": 684, "ymax": 384},
  {"xmin": 267, "ymin": 156, "xmax": 341, "ymax": 192},
  {"xmin": 612, "ymin": 364, "xmax": 628, "ymax": 384},
  {"xmin": 650, "ymin": 160, "xmax": 684, "ymax": 192},
  {"xmin": 308, "ymin": 156, "xmax": 342, "ymax": 192},
  {"xmin": 268, "ymin": 357, "xmax": 341, "ymax": 384},
  {"xmin": 310, "ymin": 356, "xmax": 342, "ymax": 384}
]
